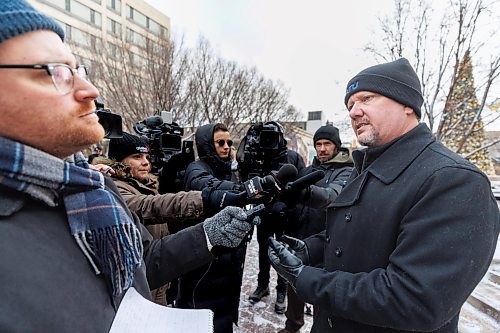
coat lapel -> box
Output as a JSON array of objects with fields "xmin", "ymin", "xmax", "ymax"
[{"xmin": 332, "ymin": 124, "xmax": 435, "ymax": 207}]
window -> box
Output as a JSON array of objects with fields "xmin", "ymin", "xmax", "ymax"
[
  {"xmin": 107, "ymin": 18, "xmax": 121, "ymax": 36},
  {"xmin": 132, "ymin": 53, "xmax": 147, "ymax": 68},
  {"xmin": 126, "ymin": 28, "xmax": 146, "ymax": 48},
  {"xmin": 69, "ymin": 0, "xmax": 101, "ymax": 27},
  {"xmin": 70, "ymin": 26, "xmax": 94, "ymax": 48},
  {"xmin": 126, "ymin": 5, "xmax": 148, "ymax": 28},
  {"xmin": 107, "ymin": 0, "xmax": 121, "ymax": 14},
  {"xmin": 44, "ymin": 0, "xmax": 66, "ymax": 9},
  {"xmin": 107, "ymin": 43, "xmax": 122, "ymax": 61},
  {"xmin": 148, "ymin": 19, "xmax": 161, "ymax": 35},
  {"xmin": 308, "ymin": 111, "xmax": 322, "ymax": 121}
]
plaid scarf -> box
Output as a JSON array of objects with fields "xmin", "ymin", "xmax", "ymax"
[{"xmin": 0, "ymin": 136, "xmax": 143, "ymax": 296}]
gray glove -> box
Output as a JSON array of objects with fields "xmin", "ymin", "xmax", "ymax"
[{"xmin": 203, "ymin": 206, "xmax": 256, "ymax": 248}]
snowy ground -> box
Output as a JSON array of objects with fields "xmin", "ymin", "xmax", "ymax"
[{"xmin": 235, "ymin": 230, "xmax": 313, "ymax": 333}]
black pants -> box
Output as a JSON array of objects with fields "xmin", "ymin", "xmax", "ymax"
[{"xmin": 256, "ymin": 220, "xmax": 287, "ymax": 293}]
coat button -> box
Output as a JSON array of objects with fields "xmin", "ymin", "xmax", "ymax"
[
  {"xmin": 325, "ymin": 235, "xmax": 330, "ymax": 243},
  {"xmin": 335, "ymin": 247, "xmax": 343, "ymax": 257},
  {"xmin": 328, "ymin": 317, "xmax": 333, "ymax": 328},
  {"xmin": 345, "ymin": 212, "xmax": 352, "ymax": 222}
]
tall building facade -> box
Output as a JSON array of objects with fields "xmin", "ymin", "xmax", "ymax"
[{"xmin": 29, "ymin": 0, "xmax": 170, "ymax": 64}]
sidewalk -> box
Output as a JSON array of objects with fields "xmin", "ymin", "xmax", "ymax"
[{"xmin": 236, "ymin": 230, "xmax": 313, "ymax": 333}]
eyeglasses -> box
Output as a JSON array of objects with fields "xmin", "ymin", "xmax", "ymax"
[
  {"xmin": 0, "ymin": 63, "xmax": 89, "ymax": 95},
  {"xmin": 215, "ymin": 139, "xmax": 233, "ymax": 147}
]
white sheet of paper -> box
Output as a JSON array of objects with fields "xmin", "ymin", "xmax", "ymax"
[{"xmin": 109, "ymin": 287, "xmax": 214, "ymax": 333}]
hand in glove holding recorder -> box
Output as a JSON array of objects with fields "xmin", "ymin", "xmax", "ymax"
[{"xmin": 202, "ymin": 205, "xmax": 264, "ymax": 250}]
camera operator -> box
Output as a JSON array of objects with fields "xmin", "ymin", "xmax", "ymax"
[
  {"xmin": 239, "ymin": 121, "xmax": 305, "ymax": 315},
  {"xmin": 180, "ymin": 123, "xmax": 245, "ymax": 333},
  {"xmin": 278, "ymin": 125, "xmax": 353, "ymax": 333}
]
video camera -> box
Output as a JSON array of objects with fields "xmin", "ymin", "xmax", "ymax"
[
  {"xmin": 95, "ymin": 98, "xmax": 123, "ymax": 139},
  {"xmin": 237, "ymin": 121, "xmax": 288, "ymax": 180},
  {"xmin": 133, "ymin": 111, "xmax": 194, "ymax": 193}
]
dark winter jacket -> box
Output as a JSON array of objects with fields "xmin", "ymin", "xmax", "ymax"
[
  {"xmin": 0, "ymin": 176, "xmax": 213, "ymax": 333},
  {"xmin": 180, "ymin": 123, "xmax": 244, "ymax": 333},
  {"xmin": 296, "ymin": 123, "xmax": 499, "ymax": 332},
  {"xmin": 288, "ymin": 147, "xmax": 353, "ymax": 238}
]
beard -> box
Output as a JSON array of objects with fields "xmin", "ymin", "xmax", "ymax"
[
  {"xmin": 50, "ymin": 104, "xmax": 105, "ymax": 158},
  {"xmin": 357, "ymin": 130, "xmax": 378, "ymax": 147},
  {"xmin": 353, "ymin": 119, "xmax": 379, "ymax": 147}
]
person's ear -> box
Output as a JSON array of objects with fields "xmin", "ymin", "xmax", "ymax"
[{"xmin": 404, "ymin": 106, "xmax": 414, "ymax": 115}]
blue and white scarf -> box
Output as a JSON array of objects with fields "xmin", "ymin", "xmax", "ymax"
[{"xmin": 0, "ymin": 136, "xmax": 143, "ymax": 296}]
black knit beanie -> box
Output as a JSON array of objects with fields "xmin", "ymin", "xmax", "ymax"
[
  {"xmin": 344, "ymin": 58, "xmax": 424, "ymax": 118},
  {"xmin": 108, "ymin": 132, "xmax": 149, "ymax": 162},
  {"xmin": 0, "ymin": 0, "xmax": 65, "ymax": 44},
  {"xmin": 313, "ymin": 125, "xmax": 341, "ymax": 148}
]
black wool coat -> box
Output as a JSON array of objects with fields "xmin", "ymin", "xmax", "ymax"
[{"xmin": 296, "ymin": 124, "xmax": 499, "ymax": 332}]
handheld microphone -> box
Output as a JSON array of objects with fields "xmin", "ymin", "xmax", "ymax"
[
  {"xmin": 243, "ymin": 163, "xmax": 298, "ymax": 199},
  {"xmin": 287, "ymin": 170, "xmax": 325, "ymax": 192},
  {"xmin": 271, "ymin": 164, "xmax": 298, "ymax": 191}
]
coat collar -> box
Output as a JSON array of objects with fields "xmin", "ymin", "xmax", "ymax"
[
  {"xmin": 333, "ymin": 123, "xmax": 435, "ymax": 206},
  {"xmin": 356, "ymin": 123, "xmax": 434, "ymax": 184}
]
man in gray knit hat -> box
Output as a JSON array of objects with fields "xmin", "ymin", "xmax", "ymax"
[
  {"xmin": 0, "ymin": 1, "xmax": 256, "ymax": 331},
  {"xmin": 268, "ymin": 58, "xmax": 499, "ymax": 332}
]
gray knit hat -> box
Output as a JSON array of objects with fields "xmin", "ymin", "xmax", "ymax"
[
  {"xmin": 344, "ymin": 58, "xmax": 424, "ymax": 118},
  {"xmin": 0, "ymin": 0, "xmax": 65, "ymax": 44}
]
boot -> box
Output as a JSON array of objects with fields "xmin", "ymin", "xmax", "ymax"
[
  {"xmin": 249, "ymin": 285, "xmax": 270, "ymax": 304},
  {"xmin": 274, "ymin": 291, "xmax": 286, "ymax": 314}
]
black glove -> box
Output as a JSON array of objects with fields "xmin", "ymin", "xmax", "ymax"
[
  {"xmin": 280, "ymin": 235, "xmax": 310, "ymax": 265},
  {"xmin": 202, "ymin": 187, "xmax": 247, "ymax": 217},
  {"xmin": 203, "ymin": 206, "xmax": 258, "ymax": 249},
  {"xmin": 268, "ymin": 237, "xmax": 304, "ymax": 289},
  {"xmin": 279, "ymin": 185, "xmax": 311, "ymax": 208}
]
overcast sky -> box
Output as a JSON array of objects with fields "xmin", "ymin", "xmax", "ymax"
[{"xmin": 144, "ymin": 0, "xmax": 499, "ymax": 135}]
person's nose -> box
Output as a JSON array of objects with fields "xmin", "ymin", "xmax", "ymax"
[
  {"xmin": 349, "ymin": 102, "xmax": 364, "ymax": 119},
  {"xmin": 73, "ymin": 75, "xmax": 99, "ymax": 103}
]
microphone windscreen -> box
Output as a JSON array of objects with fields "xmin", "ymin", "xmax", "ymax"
[{"xmin": 275, "ymin": 164, "xmax": 298, "ymax": 186}]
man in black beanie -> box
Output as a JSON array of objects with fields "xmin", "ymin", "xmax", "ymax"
[
  {"xmin": 268, "ymin": 58, "xmax": 499, "ymax": 332},
  {"xmin": 278, "ymin": 124, "xmax": 353, "ymax": 333}
]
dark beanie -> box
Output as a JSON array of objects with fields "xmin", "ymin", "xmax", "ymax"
[
  {"xmin": 108, "ymin": 132, "xmax": 149, "ymax": 162},
  {"xmin": 313, "ymin": 125, "xmax": 341, "ymax": 148},
  {"xmin": 344, "ymin": 58, "xmax": 423, "ymax": 118},
  {"xmin": 0, "ymin": 0, "xmax": 65, "ymax": 44}
]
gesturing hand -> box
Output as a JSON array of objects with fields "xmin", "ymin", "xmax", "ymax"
[
  {"xmin": 280, "ymin": 235, "xmax": 310, "ymax": 265},
  {"xmin": 268, "ymin": 237, "xmax": 304, "ymax": 289}
]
